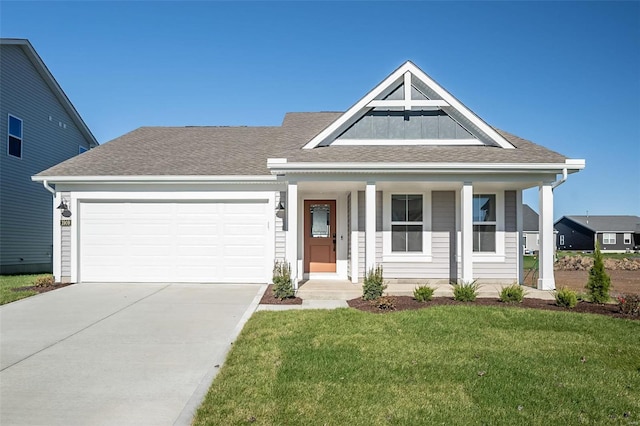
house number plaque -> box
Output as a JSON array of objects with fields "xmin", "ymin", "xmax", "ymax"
[{"xmin": 60, "ymin": 220, "xmax": 71, "ymax": 227}]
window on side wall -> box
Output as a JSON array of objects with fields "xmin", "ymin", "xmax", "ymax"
[
  {"xmin": 603, "ymin": 233, "xmax": 616, "ymax": 245},
  {"xmin": 559, "ymin": 235, "xmax": 565, "ymax": 246},
  {"xmin": 7, "ymin": 115, "xmax": 23, "ymax": 158},
  {"xmin": 391, "ymin": 194, "xmax": 423, "ymax": 252},
  {"xmin": 473, "ymin": 194, "xmax": 496, "ymax": 252},
  {"xmin": 623, "ymin": 233, "xmax": 631, "ymax": 245}
]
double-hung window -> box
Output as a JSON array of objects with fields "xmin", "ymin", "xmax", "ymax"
[
  {"xmin": 473, "ymin": 194, "xmax": 496, "ymax": 252},
  {"xmin": 391, "ymin": 194, "xmax": 423, "ymax": 252},
  {"xmin": 623, "ymin": 233, "xmax": 631, "ymax": 245},
  {"xmin": 7, "ymin": 115, "xmax": 23, "ymax": 158},
  {"xmin": 603, "ymin": 233, "xmax": 616, "ymax": 245}
]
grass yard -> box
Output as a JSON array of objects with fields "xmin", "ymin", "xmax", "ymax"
[
  {"xmin": 0, "ymin": 274, "xmax": 43, "ymax": 305},
  {"xmin": 195, "ymin": 307, "xmax": 639, "ymax": 425}
]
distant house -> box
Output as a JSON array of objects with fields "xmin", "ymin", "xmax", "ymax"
[
  {"xmin": 555, "ymin": 215, "xmax": 640, "ymax": 253},
  {"xmin": 1, "ymin": 39, "xmax": 98, "ymax": 274},
  {"xmin": 522, "ymin": 204, "xmax": 539, "ymax": 254}
]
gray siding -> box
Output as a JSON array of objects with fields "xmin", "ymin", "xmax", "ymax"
[
  {"xmin": 0, "ymin": 44, "xmax": 93, "ymax": 273},
  {"xmin": 338, "ymin": 110, "xmax": 475, "ymax": 140},
  {"xmin": 275, "ymin": 191, "xmax": 286, "ymax": 262},
  {"xmin": 382, "ymin": 191, "xmax": 456, "ymax": 280},
  {"xmin": 61, "ymin": 192, "xmax": 71, "ymax": 278},
  {"xmin": 473, "ymin": 191, "xmax": 518, "ymax": 281}
]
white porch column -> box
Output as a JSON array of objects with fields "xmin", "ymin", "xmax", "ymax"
[
  {"xmin": 516, "ymin": 190, "xmax": 524, "ymax": 284},
  {"xmin": 460, "ymin": 183, "xmax": 473, "ymax": 282},
  {"xmin": 365, "ymin": 182, "xmax": 376, "ymax": 273},
  {"xmin": 286, "ymin": 182, "xmax": 299, "ymax": 289},
  {"xmin": 537, "ymin": 183, "xmax": 556, "ymax": 290},
  {"xmin": 350, "ymin": 190, "xmax": 359, "ymax": 283}
]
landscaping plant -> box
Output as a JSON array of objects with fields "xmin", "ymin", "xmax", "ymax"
[
  {"xmin": 413, "ymin": 284, "xmax": 435, "ymax": 302},
  {"xmin": 585, "ymin": 241, "xmax": 611, "ymax": 304},
  {"xmin": 555, "ymin": 287, "xmax": 578, "ymax": 309},
  {"xmin": 499, "ymin": 283, "xmax": 525, "ymax": 304},
  {"xmin": 362, "ymin": 265, "xmax": 386, "ymax": 301},
  {"xmin": 616, "ymin": 293, "xmax": 640, "ymax": 317},
  {"xmin": 370, "ymin": 295, "xmax": 396, "ymax": 310},
  {"xmin": 451, "ymin": 280, "xmax": 479, "ymax": 302},
  {"xmin": 33, "ymin": 275, "xmax": 54, "ymax": 287},
  {"xmin": 272, "ymin": 261, "xmax": 294, "ymax": 300}
]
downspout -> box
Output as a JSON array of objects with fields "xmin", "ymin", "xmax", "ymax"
[
  {"xmin": 42, "ymin": 180, "xmax": 56, "ymax": 195},
  {"xmin": 551, "ymin": 168, "xmax": 568, "ymax": 189}
]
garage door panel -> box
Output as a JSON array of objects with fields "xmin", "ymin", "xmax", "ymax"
[{"xmin": 80, "ymin": 201, "xmax": 269, "ymax": 283}]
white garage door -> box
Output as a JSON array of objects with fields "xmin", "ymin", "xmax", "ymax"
[{"xmin": 80, "ymin": 201, "xmax": 270, "ymax": 283}]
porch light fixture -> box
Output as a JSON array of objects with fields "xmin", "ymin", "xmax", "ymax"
[{"xmin": 57, "ymin": 199, "xmax": 71, "ymax": 217}]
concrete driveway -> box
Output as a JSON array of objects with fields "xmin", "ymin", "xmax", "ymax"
[{"xmin": 0, "ymin": 283, "xmax": 264, "ymax": 426}]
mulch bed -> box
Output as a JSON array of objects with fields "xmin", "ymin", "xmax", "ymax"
[
  {"xmin": 259, "ymin": 284, "xmax": 303, "ymax": 305},
  {"xmin": 13, "ymin": 283, "xmax": 73, "ymax": 294},
  {"xmin": 347, "ymin": 296, "xmax": 638, "ymax": 320}
]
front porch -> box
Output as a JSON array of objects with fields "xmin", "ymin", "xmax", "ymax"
[{"xmin": 295, "ymin": 279, "xmax": 556, "ymax": 301}]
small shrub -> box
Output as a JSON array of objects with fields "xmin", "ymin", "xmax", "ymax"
[
  {"xmin": 616, "ymin": 293, "xmax": 640, "ymax": 317},
  {"xmin": 362, "ymin": 265, "xmax": 386, "ymax": 301},
  {"xmin": 33, "ymin": 275, "xmax": 54, "ymax": 288},
  {"xmin": 451, "ymin": 280, "xmax": 479, "ymax": 302},
  {"xmin": 413, "ymin": 285, "xmax": 435, "ymax": 302},
  {"xmin": 585, "ymin": 241, "xmax": 611, "ymax": 303},
  {"xmin": 272, "ymin": 261, "xmax": 294, "ymax": 300},
  {"xmin": 499, "ymin": 284, "xmax": 525, "ymax": 304},
  {"xmin": 555, "ymin": 287, "xmax": 578, "ymax": 309},
  {"xmin": 370, "ymin": 295, "xmax": 395, "ymax": 311}
]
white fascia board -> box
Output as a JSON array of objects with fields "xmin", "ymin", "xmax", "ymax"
[
  {"xmin": 302, "ymin": 64, "xmax": 410, "ymax": 149},
  {"xmin": 268, "ymin": 160, "xmax": 586, "ymax": 174},
  {"xmin": 331, "ymin": 139, "xmax": 483, "ymax": 146},
  {"xmin": 31, "ymin": 175, "xmax": 277, "ymax": 183}
]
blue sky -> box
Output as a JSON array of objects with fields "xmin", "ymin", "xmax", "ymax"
[{"xmin": 2, "ymin": 1, "xmax": 639, "ymax": 218}]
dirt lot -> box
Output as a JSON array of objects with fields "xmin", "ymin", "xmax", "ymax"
[{"xmin": 523, "ymin": 270, "xmax": 640, "ymax": 294}]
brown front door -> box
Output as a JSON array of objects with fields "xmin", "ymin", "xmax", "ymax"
[{"xmin": 304, "ymin": 200, "xmax": 337, "ymax": 273}]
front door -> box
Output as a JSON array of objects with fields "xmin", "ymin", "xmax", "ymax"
[{"xmin": 304, "ymin": 200, "xmax": 337, "ymax": 273}]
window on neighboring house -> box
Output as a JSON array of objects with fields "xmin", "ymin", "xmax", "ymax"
[
  {"xmin": 79, "ymin": 146, "xmax": 88, "ymax": 154},
  {"xmin": 623, "ymin": 233, "xmax": 631, "ymax": 245},
  {"xmin": 603, "ymin": 233, "xmax": 616, "ymax": 245},
  {"xmin": 391, "ymin": 194, "xmax": 423, "ymax": 252},
  {"xmin": 7, "ymin": 115, "xmax": 23, "ymax": 158},
  {"xmin": 473, "ymin": 194, "xmax": 496, "ymax": 252},
  {"xmin": 559, "ymin": 235, "xmax": 565, "ymax": 246}
]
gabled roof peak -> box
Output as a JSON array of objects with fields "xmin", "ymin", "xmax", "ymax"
[{"xmin": 303, "ymin": 61, "xmax": 515, "ymax": 150}]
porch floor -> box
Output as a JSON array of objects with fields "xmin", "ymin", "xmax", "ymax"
[{"xmin": 296, "ymin": 280, "xmax": 556, "ymax": 301}]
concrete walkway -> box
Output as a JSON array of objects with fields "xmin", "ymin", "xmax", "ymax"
[{"xmin": 0, "ymin": 283, "xmax": 264, "ymax": 426}]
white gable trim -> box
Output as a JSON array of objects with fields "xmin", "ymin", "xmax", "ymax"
[
  {"xmin": 302, "ymin": 61, "xmax": 515, "ymax": 150},
  {"xmin": 332, "ymin": 139, "xmax": 483, "ymax": 146}
]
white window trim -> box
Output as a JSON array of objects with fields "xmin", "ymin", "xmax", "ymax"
[
  {"xmin": 559, "ymin": 235, "xmax": 565, "ymax": 246},
  {"xmin": 472, "ymin": 191, "xmax": 505, "ymax": 260},
  {"xmin": 383, "ymin": 191, "xmax": 432, "ymax": 262},
  {"xmin": 7, "ymin": 114, "xmax": 23, "ymax": 159},
  {"xmin": 623, "ymin": 233, "xmax": 631, "ymax": 245},
  {"xmin": 602, "ymin": 233, "xmax": 616, "ymax": 245}
]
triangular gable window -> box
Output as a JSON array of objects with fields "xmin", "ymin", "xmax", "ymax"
[{"xmin": 304, "ymin": 62, "xmax": 515, "ymax": 149}]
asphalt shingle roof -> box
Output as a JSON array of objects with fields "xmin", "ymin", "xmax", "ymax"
[
  {"xmin": 561, "ymin": 216, "xmax": 640, "ymax": 233},
  {"xmin": 36, "ymin": 112, "xmax": 569, "ymax": 177}
]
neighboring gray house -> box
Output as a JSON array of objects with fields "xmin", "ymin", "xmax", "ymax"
[
  {"xmin": 555, "ymin": 215, "xmax": 640, "ymax": 253},
  {"xmin": 1, "ymin": 39, "xmax": 98, "ymax": 274},
  {"xmin": 522, "ymin": 204, "xmax": 539, "ymax": 254},
  {"xmin": 33, "ymin": 61, "xmax": 584, "ymax": 290}
]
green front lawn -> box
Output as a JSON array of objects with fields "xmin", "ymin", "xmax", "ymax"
[
  {"xmin": 195, "ymin": 307, "xmax": 639, "ymax": 425},
  {"xmin": 0, "ymin": 275, "xmax": 42, "ymax": 305}
]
